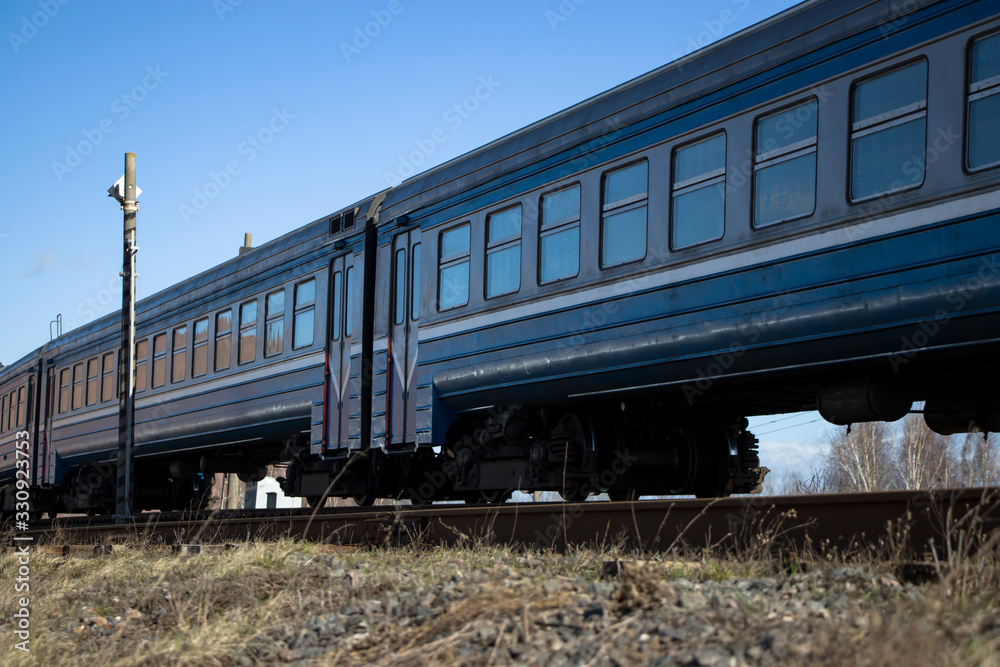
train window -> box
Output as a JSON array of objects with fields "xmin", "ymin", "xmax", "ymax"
[
  {"xmin": 968, "ymin": 32, "xmax": 1000, "ymax": 171},
  {"xmin": 239, "ymin": 301, "xmax": 257, "ymax": 364},
  {"xmin": 101, "ymin": 351, "xmax": 116, "ymax": 402},
  {"xmin": 215, "ymin": 310, "xmax": 232, "ymax": 371},
  {"xmin": 17, "ymin": 386, "xmax": 26, "ymax": 427},
  {"xmin": 265, "ymin": 290, "xmax": 285, "ymax": 358},
  {"xmin": 192, "ymin": 318, "xmax": 209, "ymax": 377},
  {"xmin": 172, "ymin": 326, "xmax": 188, "ymax": 384},
  {"xmin": 850, "ymin": 60, "xmax": 927, "ymax": 201},
  {"xmin": 602, "ymin": 161, "xmax": 647, "ymax": 267},
  {"xmin": 86, "ymin": 358, "xmax": 99, "ymax": 407},
  {"xmin": 486, "ymin": 205, "xmax": 522, "ymax": 298},
  {"xmin": 293, "ymin": 279, "xmax": 316, "ymax": 349},
  {"xmin": 672, "ymin": 135, "xmax": 725, "ymax": 249},
  {"xmin": 540, "ymin": 184, "xmax": 581, "ymax": 283},
  {"xmin": 411, "ymin": 244, "xmax": 421, "ymax": 321},
  {"xmin": 136, "ymin": 339, "xmax": 148, "ymax": 392},
  {"xmin": 345, "ymin": 267, "xmax": 355, "ymax": 336},
  {"xmin": 72, "ymin": 362, "xmax": 84, "ymax": 409},
  {"xmin": 152, "ymin": 333, "xmax": 167, "ymax": 388},
  {"xmin": 1, "ymin": 393, "xmax": 7, "ymax": 431},
  {"xmin": 59, "ymin": 368, "xmax": 70, "ymax": 413},
  {"xmin": 394, "ymin": 248, "xmax": 407, "ymax": 325},
  {"xmin": 754, "ymin": 100, "xmax": 817, "ymax": 227},
  {"xmin": 438, "ymin": 223, "xmax": 470, "ymax": 311},
  {"xmin": 332, "ymin": 271, "xmax": 343, "ymax": 341}
]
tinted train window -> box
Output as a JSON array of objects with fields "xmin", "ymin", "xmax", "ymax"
[
  {"xmin": 239, "ymin": 301, "xmax": 257, "ymax": 364},
  {"xmin": 86, "ymin": 358, "xmax": 99, "ymax": 407},
  {"xmin": 438, "ymin": 223, "xmax": 470, "ymax": 311},
  {"xmin": 968, "ymin": 32, "xmax": 1000, "ymax": 170},
  {"xmin": 411, "ymin": 244, "xmax": 421, "ymax": 321},
  {"xmin": 850, "ymin": 60, "xmax": 927, "ymax": 201},
  {"xmin": 265, "ymin": 290, "xmax": 285, "ymax": 358},
  {"xmin": 293, "ymin": 279, "xmax": 316, "ymax": 349},
  {"xmin": 172, "ymin": 326, "xmax": 187, "ymax": 384},
  {"xmin": 215, "ymin": 310, "xmax": 232, "ymax": 371},
  {"xmin": 72, "ymin": 362, "xmax": 84, "ymax": 409},
  {"xmin": 345, "ymin": 267, "xmax": 355, "ymax": 336},
  {"xmin": 152, "ymin": 333, "xmax": 167, "ymax": 388},
  {"xmin": 754, "ymin": 100, "xmax": 817, "ymax": 227},
  {"xmin": 1, "ymin": 393, "xmax": 7, "ymax": 431},
  {"xmin": 332, "ymin": 271, "xmax": 343, "ymax": 341},
  {"xmin": 540, "ymin": 184, "xmax": 581, "ymax": 284},
  {"xmin": 101, "ymin": 351, "xmax": 115, "ymax": 402},
  {"xmin": 394, "ymin": 249, "xmax": 407, "ymax": 325},
  {"xmin": 136, "ymin": 339, "xmax": 149, "ymax": 392},
  {"xmin": 192, "ymin": 318, "xmax": 209, "ymax": 377},
  {"xmin": 672, "ymin": 135, "xmax": 725, "ymax": 249},
  {"xmin": 17, "ymin": 387, "xmax": 26, "ymax": 427},
  {"xmin": 602, "ymin": 161, "xmax": 647, "ymax": 267},
  {"xmin": 59, "ymin": 368, "xmax": 70, "ymax": 413},
  {"xmin": 486, "ymin": 205, "xmax": 521, "ymax": 298}
]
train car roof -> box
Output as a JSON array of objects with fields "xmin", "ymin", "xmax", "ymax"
[
  {"xmin": 377, "ymin": 0, "xmax": 913, "ymax": 227},
  {"xmin": 35, "ymin": 193, "xmax": 379, "ymax": 362}
]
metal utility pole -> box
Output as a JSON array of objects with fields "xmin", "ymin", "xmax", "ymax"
[{"xmin": 109, "ymin": 153, "xmax": 140, "ymax": 523}]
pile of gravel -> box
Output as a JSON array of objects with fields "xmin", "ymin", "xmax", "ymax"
[{"xmin": 232, "ymin": 556, "xmax": 925, "ymax": 666}]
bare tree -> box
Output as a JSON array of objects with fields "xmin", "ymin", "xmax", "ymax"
[
  {"xmin": 955, "ymin": 432, "xmax": 1000, "ymax": 487},
  {"xmin": 823, "ymin": 422, "xmax": 897, "ymax": 493},
  {"xmin": 895, "ymin": 414, "xmax": 954, "ymax": 490}
]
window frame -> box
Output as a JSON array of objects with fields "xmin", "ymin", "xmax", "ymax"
[
  {"xmin": 410, "ymin": 243, "xmax": 421, "ymax": 322},
  {"xmin": 437, "ymin": 222, "xmax": 471, "ymax": 312},
  {"xmin": 394, "ymin": 248, "xmax": 407, "ymax": 325},
  {"xmin": 171, "ymin": 325, "xmax": 188, "ymax": 384},
  {"xmin": 151, "ymin": 333, "xmax": 167, "ymax": 389},
  {"xmin": 538, "ymin": 183, "xmax": 582, "ymax": 285},
  {"xmin": 293, "ymin": 278, "xmax": 316, "ymax": 350},
  {"xmin": 848, "ymin": 58, "xmax": 928, "ymax": 203},
  {"xmin": 16, "ymin": 386, "xmax": 26, "ymax": 428},
  {"xmin": 966, "ymin": 30, "xmax": 1000, "ymax": 172},
  {"xmin": 1, "ymin": 392, "xmax": 7, "ymax": 432},
  {"xmin": 238, "ymin": 300, "xmax": 258, "ymax": 365},
  {"xmin": 485, "ymin": 204, "xmax": 522, "ymax": 299},
  {"xmin": 264, "ymin": 289, "xmax": 285, "ymax": 358},
  {"xmin": 59, "ymin": 368, "xmax": 70, "ymax": 413},
  {"xmin": 215, "ymin": 310, "xmax": 232, "ymax": 372},
  {"xmin": 101, "ymin": 351, "xmax": 116, "ymax": 402},
  {"xmin": 752, "ymin": 98, "xmax": 819, "ymax": 228},
  {"xmin": 136, "ymin": 338, "xmax": 149, "ymax": 392},
  {"xmin": 601, "ymin": 159, "xmax": 649, "ymax": 268},
  {"xmin": 671, "ymin": 133, "xmax": 727, "ymax": 251},
  {"xmin": 71, "ymin": 362, "xmax": 84, "ymax": 410},
  {"xmin": 192, "ymin": 317, "xmax": 209, "ymax": 378},
  {"xmin": 85, "ymin": 357, "xmax": 99, "ymax": 407}
]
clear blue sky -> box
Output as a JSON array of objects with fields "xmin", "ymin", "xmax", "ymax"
[{"xmin": 1, "ymin": 0, "xmax": 825, "ymax": 481}]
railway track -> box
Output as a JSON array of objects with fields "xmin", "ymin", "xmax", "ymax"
[{"xmin": 6, "ymin": 488, "xmax": 1000, "ymax": 560}]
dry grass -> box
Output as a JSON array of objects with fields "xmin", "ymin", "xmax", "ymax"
[{"xmin": 1, "ymin": 499, "xmax": 999, "ymax": 666}]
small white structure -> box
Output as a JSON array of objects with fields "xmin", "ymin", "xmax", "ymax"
[{"xmin": 250, "ymin": 476, "xmax": 299, "ymax": 509}]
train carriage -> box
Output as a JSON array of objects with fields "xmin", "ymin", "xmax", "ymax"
[{"xmin": 3, "ymin": 0, "xmax": 1000, "ymax": 515}]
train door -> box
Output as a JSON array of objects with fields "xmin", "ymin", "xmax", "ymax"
[
  {"xmin": 387, "ymin": 229, "xmax": 421, "ymax": 448},
  {"xmin": 326, "ymin": 253, "xmax": 356, "ymax": 453}
]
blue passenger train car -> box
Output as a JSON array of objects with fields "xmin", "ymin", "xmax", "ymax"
[{"xmin": 3, "ymin": 0, "xmax": 1000, "ymax": 514}]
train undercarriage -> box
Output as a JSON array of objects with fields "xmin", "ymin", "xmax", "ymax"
[{"xmin": 279, "ymin": 401, "xmax": 768, "ymax": 506}]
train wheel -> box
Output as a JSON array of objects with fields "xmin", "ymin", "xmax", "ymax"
[
  {"xmin": 559, "ymin": 484, "xmax": 590, "ymax": 502},
  {"xmin": 607, "ymin": 489, "xmax": 637, "ymax": 502},
  {"xmin": 693, "ymin": 426, "xmax": 736, "ymax": 499},
  {"xmin": 480, "ymin": 489, "xmax": 512, "ymax": 505}
]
